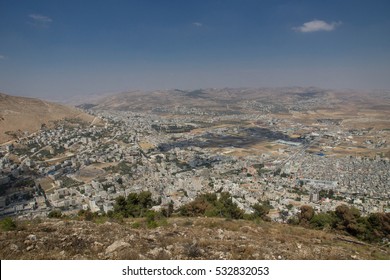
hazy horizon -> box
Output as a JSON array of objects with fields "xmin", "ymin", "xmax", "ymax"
[{"xmin": 1, "ymin": 0, "xmax": 390, "ymax": 100}]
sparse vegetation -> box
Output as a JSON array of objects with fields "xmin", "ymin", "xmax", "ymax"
[
  {"xmin": 178, "ymin": 192, "xmax": 244, "ymax": 219},
  {"xmin": 292, "ymin": 204, "xmax": 390, "ymax": 243},
  {"xmin": 248, "ymin": 202, "xmax": 271, "ymax": 221},
  {"xmin": 0, "ymin": 217, "xmax": 17, "ymax": 231},
  {"xmin": 48, "ymin": 209, "xmax": 63, "ymax": 218},
  {"xmin": 104, "ymin": 161, "xmax": 133, "ymax": 175},
  {"xmin": 113, "ymin": 191, "xmax": 155, "ymax": 218},
  {"xmin": 2, "ymin": 216, "xmax": 388, "ymax": 260},
  {"xmin": 61, "ymin": 176, "xmax": 83, "ymax": 188},
  {"xmin": 78, "ymin": 209, "xmax": 96, "ymax": 221}
]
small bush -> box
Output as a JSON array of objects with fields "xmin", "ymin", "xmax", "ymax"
[
  {"xmin": 249, "ymin": 203, "xmax": 271, "ymax": 221},
  {"xmin": 78, "ymin": 209, "xmax": 96, "ymax": 221},
  {"xmin": 0, "ymin": 217, "xmax": 17, "ymax": 231},
  {"xmin": 145, "ymin": 210, "xmax": 166, "ymax": 228},
  {"xmin": 84, "ymin": 210, "xmax": 95, "ymax": 221},
  {"xmin": 131, "ymin": 222, "xmax": 141, "ymax": 229},
  {"xmin": 183, "ymin": 219, "xmax": 193, "ymax": 227},
  {"xmin": 147, "ymin": 220, "xmax": 159, "ymax": 228},
  {"xmin": 287, "ymin": 216, "xmax": 299, "ymax": 225},
  {"xmin": 48, "ymin": 209, "xmax": 62, "ymax": 218},
  {"xmin": 185, "ymin": 242, "xmax": 202, "ymax": 258},
  {"xmin": 111, "ymin": 212, "xmax": 124, "ymax": 223}
]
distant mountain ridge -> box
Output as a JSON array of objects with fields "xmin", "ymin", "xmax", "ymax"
[
  {"xmin": 80, "ymin": 87, "xmax": 390, "ymax": 114},
  {"xmin": 79, "ymin": 87, "xmax": 322, "ymax": 110}
]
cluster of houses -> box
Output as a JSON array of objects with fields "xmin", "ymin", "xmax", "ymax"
[{"xmin": 0, "ymin": 108, "xmax": 389, "ymax": 221}]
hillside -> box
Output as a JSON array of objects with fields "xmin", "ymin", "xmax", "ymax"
[
  {"xmin": 0, "ymin": 92, "xmax": 95, "ymax": 144},
  {"xmin": 86, "ymin": 87, "xmax": 333, "ymax": 112},
  {"xmin": 1, "ymin": 217, "xmax": 388, "ymax": 260},
  {"xmin": 85, "ymin": 87, "xmax": 390, "ymax": 114}
]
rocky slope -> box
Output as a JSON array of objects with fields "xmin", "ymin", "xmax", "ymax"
[{"xmin": 1, "ymin": 217, "xmax": 388, "ymax": 260}]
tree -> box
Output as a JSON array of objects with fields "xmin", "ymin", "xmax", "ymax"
[
  {"xmin": 114, "ymin": 196, "xmax": 128, "ymax": 217},
  {"xmin": 126, "ymin": 193, "xmax": 139, "ymax": 206},
  {"xmin": 334, "ymin": 205, "xmax": 368, "ymax": 237},
  {"xmin": 298, "ymin": 205, "xmax": 314, "ymax": 224},
  {"xmin": 334, "ymin": 205, "xmax": 360, "ymax": 229},
  {"xmin": 366, "ymin": 212, "xmax": 390, "ymax": 241},
  {"xmin": 310, "ymin": 213, "xmax": 335, "ymax": 229},
  {"xmin": 215, "ymin": 192, "xmax": 244, "ymax": 219},
  {"xmin": 251, "ymin": 203, "xmax": 270, "ymax": 221},
  {"xmin": 162, "ymin": 201, "xmax": 174, "ymax": 218},
  {"xmin": 179, "ymin": 196, "xmax": 212, "ymax": 217},
  {"xmin": 113, "ymin": 192, "xmax": 156, "ymax": 218},
  {"xmin": 138, "ymin": 191, "xmax": 153, "ymax": 209},
  {"xmin": 178, "ymin": 192, "xmax": 244, "ymax": 219}
]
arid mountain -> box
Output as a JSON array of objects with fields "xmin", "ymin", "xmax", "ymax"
[
  {"xmin": 83, "ymin": 87, "xmax": 390, "ymax": 114},
  {"xmin": 0, "ymin": 92, "xmax": 95, "ymax": 144},
  {"xmin": 1, "ymin": 217, "xmax": 388, "ymax": 260},
  {"xmin": 84, "ymin": 88, "xmax": 321, "ymax": 112}
]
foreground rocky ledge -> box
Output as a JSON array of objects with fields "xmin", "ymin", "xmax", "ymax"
[{"xmin": 1, "ymin": 217, "xmax": 389, "ymax": 260}]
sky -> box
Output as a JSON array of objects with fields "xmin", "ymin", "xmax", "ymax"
[{"xmin": 0, "ymin": 0, "xmax": 390, "ymax": 100}]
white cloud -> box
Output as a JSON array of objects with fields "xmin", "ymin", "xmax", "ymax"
[
  {"xmin": 0, "ymin": 55, "xmax": 5, "ymax": 60},
  {"xmin": 293, "ymin": 20, "xmax": 341, "ymax": 33},
  {"xmin": 29, "ymin": 14, "xmax": 52, "ymax": 27},
  {"xmin": 192, "ymin": 22, "xmax": 203, "ymax": 27}
]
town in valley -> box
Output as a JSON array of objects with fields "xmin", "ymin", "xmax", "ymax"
[{"xmin": 1, "ymin": 88, "xmax": 389, "ymax": 223}]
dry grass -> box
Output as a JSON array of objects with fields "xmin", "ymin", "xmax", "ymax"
[
  {"xmin": 139, "ymin": 141, "xmax": 155, "ymax": 150},
  {"xmin": 0, "ymin": 217, "xmax": 389, "ymax": 260}
]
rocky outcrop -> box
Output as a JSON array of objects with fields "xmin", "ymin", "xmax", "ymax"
[{"xmin": 0, "ymin": 217, "xmax": 388, "ymax": 260}]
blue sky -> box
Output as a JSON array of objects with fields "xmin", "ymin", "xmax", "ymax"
[{"xmin": 0, "ymin": 0, "xmax": 390, "ymax": 99}]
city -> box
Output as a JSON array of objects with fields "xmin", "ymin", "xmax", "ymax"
[{"xmin": 1, "ymin": 89, "xmax": 389, "ymax": 224}]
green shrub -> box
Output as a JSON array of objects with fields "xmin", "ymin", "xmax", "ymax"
[
  {"xmin": 0, "ymin": 217, "xmax": 17, "ymax": 231},
  {"xmin": 178, "ymin": 192, "xmax": 244, "ymax": 219},
  {"xmin": 287, "ymin": 216, "xmax": 299, "ymax": 225},
  {"xmin": 84, "ymin": 210, "xmax": 95, "ymax": 221},
  {"xmin": 113, "ymin": 191, "xmax": 155, "ymax": 218},
  {"xmin": 250, "ymin": 203, "xmax": 270, "ymax": 221},
  {"xmin": 289, "ymin": 204, "xmax": 390, "ymax": 243},
  {"xmin": 77, "ymin": 209, "xmax": 96, "ymax": 221},
  {"xmin": 161, "ymin": 201, "xmax": 174, "ymax": 217},
  {"xmin": 215, "ymin": 192, "xmax": 244, "ymax": 219},
  {"xmin": 147, "ymin": 220, "xmax": 159, "ymax": 228},
  {"xmin": 131, "ymin": 221, "xmax": 141, "ymax": 228},
  {"xmin": 310, "ymin": 213, "xmax": 336, "ymax": 229},
  {"xmin": 48, "ymin": 209, "xmax": 62, "ymax": 218}
]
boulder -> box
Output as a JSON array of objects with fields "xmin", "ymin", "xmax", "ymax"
[{"xmin": 105, "ymin": 240, "xmax": 130, "ymax": 254}]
